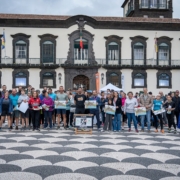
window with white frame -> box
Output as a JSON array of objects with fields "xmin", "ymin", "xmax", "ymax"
[
  {"xmin": 42, "ymin": 72, "xmax": 54, "ymax": 87},
  {"xmin": 110, "ymin": 73, "xmax": 119, "ymax": 87},
  {"xmin": 15, "ymin": 40, "xmax": 27, "ymax": 59},
  {"xmin": 150, "ymin": 0, "xmax": 157, "ymax": 8},
  {"xmin": 141, "ymin": 0, "xmax": 149, "ymax": 8},
  {"xmin": 74, "ymin": 39, "xmax": 88, "ymax": 60},
  {"xmin": 158, "ymin": 73, "xmax": 169, "ymax": 87},
  {"xmin": 15, "ymin": 72, "xmax": 27, "ymax": 87},
  {"xmin": 134, "ymin": 42, "xmax": 144, "ymax": 60},
  {"xmin": 42, "ymin": 41, "xmax": 54, "ymax": 63},
  {"xmin": 158, "ymin": 43, "xmax": 169, "ymax": 60},
  {"xmin": 134, "ymin": 73, "xmax": 145, "ymax": 87},
  {"xmin": 108, "ymin": 42, "xmax": 119, "ymax": 60},
  {"xmin": 159, "ymin": 0, "xmax": 167, "ymax": 9}
]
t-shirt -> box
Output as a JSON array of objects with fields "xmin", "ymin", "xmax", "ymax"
[
  {"xmin": 9, "ymin": 94, "xmax": 19, "ymax": 107},
  {"xmin": 2, "ymin": 98, "xmax": 10, "ymax": 111},
  {"xmin": 49, "ymin": 93, "xmax": 56, "ymax": 101},
  {"xmin": 164, "ymin": 101, "xmax": 175, "ymax": 115},
  {"xmin": 56, "ymin": 93, "xmax": 68, "ymax": 101},
  {"xmin": 153, "ymin": 100, "xmax": 162, "ymax": 111},
  {"xmin": 74, "ymin": 94, "xmax": 87, "ymax": 108}
]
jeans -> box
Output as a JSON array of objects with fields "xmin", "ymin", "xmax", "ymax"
[
  {"xmin": 90, "ymin": 110, "xmax": 100, "ymax": 129},
  {"xmin": 113, "ymin": 113, "xmax": 121, "ymax": 131},
  {"xmin": 44, "ymin": 111, "xmax": 52, "ymax": 128},
  {"xmin": 66, "ymin": 110, "xmax": 70, "ymax": 127},
  {"xmin": 126, "ymin": 113, "xmax": 138, "ymax": 130},
  {"xmin": 70, "ymin": 112, "xmax": 74, "ymax": 126},
  {"xmin": 104, "ymin": 114, "xmax": 112, "ymax": 131},
  {"xmin": 101, "ymin": 111, "xmax": 105, "ymax": 123},
  {"xmin": 141, "ymin": 110, "xmax": 151, "ymax": 130},
  {"xmin": 154, "ymin": 114, "xmax": 163, "ymax": 130}
]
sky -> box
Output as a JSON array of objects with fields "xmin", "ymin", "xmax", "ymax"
[{"xmin": 0, "ymin": 0, "xmax": 179, "ymax": 18}]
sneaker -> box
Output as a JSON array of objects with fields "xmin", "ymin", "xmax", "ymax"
[
  {"xmin": 101, "ymin": 129, "xmax": 105, "ymax": 132},
  {"xmin": 113, "ymin": 130, "xmax": 116, "ymax": 132},
  {"xmin": 155, "ymin": 129, "xmax": 158, "ymax": 133},
  {"xmin": 147, "ymin": 130, "xmax": 151, "ymax": 133},
  {"xmin": 64, "ymin": 126, "xmax": 67, "ymax": 130},
  {"xmin": 161, "ymin": 129, "xmax": 165, "ymax": 134},
  {"xmin": 57, "ymin": 126, "xmax": 60, "ymax": 130},
  {"xmin": 136, "ymin": 129, "xmax": 139, "ymax": 133},
  {"xmin": 122, "ymin": 127, "xmax": 124, "ymax": 130},
  {"xmin": 140, "ymin": 129, "xmax": 144, "ymax": 132},
  {"xmin": 128, "ymin": 129, "xmax": 131, "ymax": 132},
  {"xmin": 10, "ymin": 126, "xmax": 13, "ymax": 129},
  {"xmin": 15, "ymin": 126, "xmax": 18, "ymax": 130},
  {"xmin": 174, "ymin": 129, "xmax": 177, "ymax": 134},
  {"xmin": 168, "ymin": 129, "xmax": 171, "ymax": 133}
]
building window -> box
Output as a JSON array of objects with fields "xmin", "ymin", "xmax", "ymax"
[
  {"xmin": 134, "ymin": 73, "xmax": 145, "ymax": 87},
  {"xmin": 158, "ymin": 73, "xmax": 169, "ymax": 87},
  {"xmin": 159, "ymin": 0, "xmax": 167, "ymax": 9},
  {"xmin": 74, "ymin": 39, "xmax": 88, "ymax": 60},
  {"xmin": 15, "ymin": 72, "xmax": 27, "ymax": 87},
  {"xmin": 15, "ymin": 40, "xmax": 27, "ymax": 59},
  {"xmin": 110, "ymin": 73, "xmax": 119, "ymax": 87},
  {"xmin": 150, "ymin": 0, "xmax": 157, "ymax": 8},
  {"xmin": 40, "ymin": 69, "xmax": 56, "ymax": 88},
  {"xmin": 42, "ymin": 72, "xmax": 54, "ymax": 87},
  {"xmin": 42, "ymin": 41, "xmax": 54, "ymax": 63},
  {"xmin": 141, "ymin": 0, "xmax": 149, "ymax": 8},
  {"xmin": 108, "ymin": 42, "xmax": 119, "ymax": 60},
  {"xmin": 134, "ymin": 42, "xmax": 144, "ymax": 60},
  {"xmin": 158, "ymin": 43, "xmax": 169, "ymax": 60}
]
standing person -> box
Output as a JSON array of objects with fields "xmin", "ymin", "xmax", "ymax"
[
  {"xmin": 89, "ymin": 90, "xmax": 101, "ymax": 131},
  {"xmin": 27, "ymin": 92, "xmax": 32, "ymax": 127},
  {"xmin": 152, "ymin": 94, "xmax": 164, "ymax": 133},
  {"xmin": 113, "ymin": 91, "xmax": 122, "ymax": 132},
  {"xmin": 124, "ymin": 92, "xmax": 139, "ymax": 133},
  {"xmin": 101, "ymin": 98, "xmax": 114, "ymax": 132},
  {"xmin": 66, "ymin": 96, "xmax": 71, "ymax": 128},
  {"xmin": 100, "ymin": 91, "xmax": 106, "ymax": 125},
  {"xmin": 172, "ymin": 90, "xmax": 180, "ymax": 126},
  {"xmin": 121, "ymin": 92, "xmax": 127, "ymax": 130},
  {"xmin": 164, "ymin": 95, "xmax": 177, "ymax": 134},
  {"xmin": 1, "ymin": 85, "xmax": 7, "ymax": 97},
  {"xmin": 69, "ymin": 93, "xmax": 75, "ymax": 127},
  {"xmin": 0, "ymin": 92, "xmax": 13, "ymax": 131},
  {"xmin": 74, "ymin": 88, "xmax": 87, "ymax": 114},
  {"xmin": 42, "ymin": 91, "xmax": 54, "ymax": 129},
  {"xmin": 18, "ymin": 89, "xmax": 29, "ymax": 130},
  {"xmin": 39, "ymin": 90, "xmax": 46, "ymax": 126},
  {"xmin": 29, "ymin": 91, "xmax": 41, "ymax": 131},
  {"xmin": 9, "ymin": 89, "xmax": 20, "ymax": 130},
  {"xmin": 139, "ymin": 88, "xmax": 153, "ymax": 132},
  {"xmin": 56, "ymin": 86, "xmax": 68, "ymax": 129}
]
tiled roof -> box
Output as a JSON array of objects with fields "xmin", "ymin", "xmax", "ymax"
[{"xmin": 0, "ymin": 13, "xmax": 179, "ymax": 24}]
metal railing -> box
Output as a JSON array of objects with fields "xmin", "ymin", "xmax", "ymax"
[
  {"xmin": 139, "ymin": 3, "xmax": 168, "ymax": 9},
  {"xmin": 1, "ymin": 58, "xmax": 180, "ymax": 66}
]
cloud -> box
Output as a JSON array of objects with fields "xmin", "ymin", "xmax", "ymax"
[{"xmin": 0, "ymin": 0, "xmax": 179, "ymax": 18}]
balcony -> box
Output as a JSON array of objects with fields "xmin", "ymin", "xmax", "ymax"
[
  {"xmin": 126, "ymin": 6, "xmax": 134, "ymax": 17},
  {"xmin": 139, "ymin": 3, "xmax": 168, "ymax": 9},
  {"xmin": 0, "ymin": 58, "xmax": 180, "ymax": 68}
]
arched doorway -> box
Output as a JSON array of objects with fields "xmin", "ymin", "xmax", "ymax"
[{"xmin": 73, "ymin": 75, "xmax": 89, "ymax": 90}]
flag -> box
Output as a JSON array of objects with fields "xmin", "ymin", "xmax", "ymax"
[
  {"xmin": 1, "ymin": 30, "xmax": 5, "ymax": 49},
  {"xmin": 80, "ymin": 36, "xmax": 83, "ymax": 49},
  {"xmin": 154, "ymin": 34, "xmax": 158, "ymax": 53}
]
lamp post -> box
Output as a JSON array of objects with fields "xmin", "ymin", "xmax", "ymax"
[
  {"xmin": 101, "ymin": 73, "xmax": 104, "ymax": 84},
  {"xmin": 58, "ymin": 73, "xmax": 62, "ymax": 84}
]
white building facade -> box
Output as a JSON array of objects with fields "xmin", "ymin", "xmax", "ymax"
[{"xmin": 0, "ymin": 0, "xmax": 179, "ymax": 94}]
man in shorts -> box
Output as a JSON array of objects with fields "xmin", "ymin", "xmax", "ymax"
[{"xmin": 56, "ymin": 86, "xmax": 68, "ymax": 129}]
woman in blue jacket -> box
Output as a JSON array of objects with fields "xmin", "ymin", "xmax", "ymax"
[{"xmin": 0, "ymin": 91, "xmax": 13, "ymax": 131}]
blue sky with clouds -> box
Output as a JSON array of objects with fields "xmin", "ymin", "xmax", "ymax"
[{"xmin": 0, "ymin": 0, "xmax": 179, "ymax": 18}]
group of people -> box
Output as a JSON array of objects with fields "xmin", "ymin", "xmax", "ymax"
[{"xmin": 0, "ymin": 84, "xmax": 179, "ymax": 134}]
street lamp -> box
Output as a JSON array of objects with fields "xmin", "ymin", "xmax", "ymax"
[
  {"xmin": 58, "ymin": 73, "xmax": 62, "ymax": 84},
  {"xmin": 101, "ymin": 73, "xmax": 104, "ymax": 84}
]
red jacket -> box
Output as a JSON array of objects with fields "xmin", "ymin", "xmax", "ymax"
[{"xmin": 29, "ymin": 97, "xmax": 41, "ymax": 109}]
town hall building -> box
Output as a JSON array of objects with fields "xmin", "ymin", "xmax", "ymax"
[{"xmin": 0, "ymin": 0, "xmax": 179, "ymax": 94}]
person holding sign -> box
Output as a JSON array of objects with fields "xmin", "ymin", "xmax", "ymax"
[
  {"xmin": 29, "ymin": 91, "xmax": 41, "ymax": 131},
  {"xmin": 55, "ymin": 86, "xmax": 68, "ymax": 130},
  {"xmin": 74, "ymin": 88, "xmax": 86, "ymax": 114},
  {"xmin": 18, "ymin": 89, "xmax": 29, "ymax": 131},
  {"xmin": 42, "ymin": 91, "xmax": 54, "ymax": 129},
  {"xmin": 124, "ymin": 92, "xmax": 139, "ymax": 133},
  {"xmin": 152, "ymin": 94, "xmax": 164, "ymax": 133},
  {"xmin": 89, "ymin": 90, "xmax": 101, "ymax": 130},
  {"xmin": 164, "ymin": 95, "xmax": 176, "ymax": 134}
]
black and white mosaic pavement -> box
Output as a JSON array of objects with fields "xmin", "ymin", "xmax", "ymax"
[{"xmin": 0, "ymin": 125, "xmax": 180, "ymax": 180}]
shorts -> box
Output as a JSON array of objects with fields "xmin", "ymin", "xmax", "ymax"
[
  {"xmin": 13, "ymin": 110, "xmax": 20, "ymax": 118},
  {"xmin": 21, "ymin": 109, "xmax": 29, "ymax": 119},
  {"xmin": 1, "ymin": 110, "xmax": 12, "ymax": 117},
  {"xmin": 56, "ymin": 109, "xmax": 66, "ymax": 115},
  {"xmin": 75, "ymin": 108, "xmax": 85, "ymax": 114}
]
